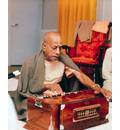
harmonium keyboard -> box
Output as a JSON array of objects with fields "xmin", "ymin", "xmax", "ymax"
[{"xmin": 24, "ymin": 90, "xmax": 109, "ymax": 130}]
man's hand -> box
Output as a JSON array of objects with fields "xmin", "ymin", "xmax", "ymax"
[
  {"xmin": 100, "ymin": 88, "xmax": 112, "ymax": 101},
  {"xmin": 92, "ymin": 84, "xmax": 112, "ymax": 101},
  {"xmin": 43, "ymin": 90, "xmax": 56, "ymax": 97},
  {"xmin": 43, "ymin": 83, "xmax": 64, "ymax": 97}
]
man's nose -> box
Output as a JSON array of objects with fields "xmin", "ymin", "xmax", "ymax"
[{"xmin": 56, "ymin": 48, "xmax": 60, "ymax": 55}]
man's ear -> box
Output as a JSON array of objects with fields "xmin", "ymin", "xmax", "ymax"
[{"xmin": 42, "ymin": 42, "xmax": 46, "ymax": 51}]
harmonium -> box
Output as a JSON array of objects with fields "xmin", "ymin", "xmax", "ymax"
[{"xmin": 24, "ymin": 90, "xmax": 109, "ymax": 130}]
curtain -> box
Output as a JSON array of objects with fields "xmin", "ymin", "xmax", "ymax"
[{"xmin": 58, "ymin": 0, "xmax": 97, "ymax": 47}]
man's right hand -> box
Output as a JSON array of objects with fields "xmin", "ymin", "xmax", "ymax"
[
  {"xmin": 43, "ymin": 90, "xmax": 56, "ymax": 97},
  {"xmin": 43, "ymin": 83, "xmax": 64, "ymax": 97}
]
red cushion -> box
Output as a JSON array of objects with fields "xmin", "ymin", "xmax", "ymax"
[
  {"xmin": 69, "ymin": 31, "xmax": 108, "ymax": 64},
  {"xmin": 92, "ymin": 31, "xmax": 107, "ymax": 42},
  {"xmin": 75, "ymin": 32, "xmax": 106, "ymax": 62},
  {"xmin": 72, "ymin": 56, "xmax": 98, "ymax": 65}
]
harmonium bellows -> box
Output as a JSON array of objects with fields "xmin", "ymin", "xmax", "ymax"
[{"xmin": 24, "ymin": 90, "xmax": 109, "ymax": 130}]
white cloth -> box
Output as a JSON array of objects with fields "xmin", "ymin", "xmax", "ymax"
[
  {"xmin": 102, "ymin": 48, "xmax": 112, "ymax": 91},
  {"xmin": 8, "ymin": 78, "xmax": 18, "ymax": 91},
  {"xmin": 44, "ymin": 60, "xmax": 75, "ymax": 84},
  {"xmin": 8, "ymin": 95, "xmax": 27, "ymax": 130},
  {"xmin": 44, "ymin": 60, "xmax": 65, "ymax": 84},
  {"xmin": 8, "ymin": 95, "xmax": 18, "ymax": 130}
]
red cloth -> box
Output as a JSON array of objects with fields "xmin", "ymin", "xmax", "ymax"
[{"xmin": 70, "ymin": 31, "xmax": 107, "ymax": 64}]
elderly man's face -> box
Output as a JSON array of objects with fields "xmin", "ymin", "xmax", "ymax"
[{"xmin": 43, "ymin": 35, "xmax": 62, "ymax": 61}]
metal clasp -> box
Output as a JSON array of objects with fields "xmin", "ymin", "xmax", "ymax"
[{"xmin": 34, "ymin": 99, "xmax": 43, "ymax": 108}]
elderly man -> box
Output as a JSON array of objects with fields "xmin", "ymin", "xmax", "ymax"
[{"xmin": 15, "ymin": 32, "xmax": 111, "ymax": 120}]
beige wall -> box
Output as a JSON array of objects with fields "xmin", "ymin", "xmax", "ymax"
[
  {"xmin": 42, "ymin": 0, "xmax": 58, "ymax": 29},
  {"xmin": 97, "ymin": 0, "xmax": 112, "ymax": 21}
]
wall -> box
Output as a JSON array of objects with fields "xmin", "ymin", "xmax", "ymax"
[
  {"xmin": 96, "ymin": 0, "xmax": 112, "ymax": 21},
  {"xmin": 39, "ymin": 0, "xmax": 58, "ymax": 47},
  {"xmin": 8, "ymin": 0, "xmax": 43, "ymax": 65},
  {"xmin": 42, "ymin": 0, "xmax": 58, "ymax": 29}
]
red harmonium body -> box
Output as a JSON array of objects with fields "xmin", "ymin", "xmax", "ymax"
[{"xmin": 24, "ymin": 90, "xmax": 109, "ymax": 130}]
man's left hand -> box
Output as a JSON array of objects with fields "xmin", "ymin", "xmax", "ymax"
[{"xmin": 100, "ymin": 88, "xmax": 112, "ymax": 101}]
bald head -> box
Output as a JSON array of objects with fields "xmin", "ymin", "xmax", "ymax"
[
  {"xmin": 42, "ymin": 32, "xmax": 62, "ymax": 61},
  {"xmin": 43, "ymin": 32, "xmax": 61, "ymax": 45}
]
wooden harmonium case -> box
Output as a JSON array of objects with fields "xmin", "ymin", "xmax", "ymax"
[{"xmin": 24, "ymin": 90, "xmax": 109, "ymax": 130}]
